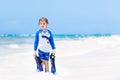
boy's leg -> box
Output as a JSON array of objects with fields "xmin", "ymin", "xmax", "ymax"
[
  {"xmin": 43, "ymin": 52, "xmax": 50, "ymax": 72},
  {"xmin": 40, "ymin": 60, "xmax": 49, "ymax": 72},
  {"xmin": 44, "ymin": 60, "xmax": 49, "ymax": 72}
]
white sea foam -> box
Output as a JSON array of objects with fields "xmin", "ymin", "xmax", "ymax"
[{"xmin": 8, "ymin": 44, "xmax": 19, "ymax": 48}]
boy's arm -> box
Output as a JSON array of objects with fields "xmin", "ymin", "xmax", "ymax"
[
  {"xmin": 33, "ymin": 31, "xmax": 39, "ymax": 56},
  {"xmin": 49, "ymin": 31, "xmax": 56, "ymax": 54}
]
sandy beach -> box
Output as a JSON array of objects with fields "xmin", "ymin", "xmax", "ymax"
[{"xmin": 0, "ymin": 35, "xmax": 120, "ymax": 80}]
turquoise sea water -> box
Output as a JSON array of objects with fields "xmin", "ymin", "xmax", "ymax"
[
  {"xmin": 0, "ymin": 34, "xmax": 111, "ymax": 56},
  {"xmin": 0, "ymin": 33, "xmax": 111, "ymax": 39}
]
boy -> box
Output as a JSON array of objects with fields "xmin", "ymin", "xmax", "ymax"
[{"xmin": 33, "ymin": 17, "xmax": 56, "ymax": 72}]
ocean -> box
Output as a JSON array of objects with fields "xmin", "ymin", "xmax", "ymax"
[{"xmin": 0, "ymin": 34, "xmax": 111, "ymax": 56}]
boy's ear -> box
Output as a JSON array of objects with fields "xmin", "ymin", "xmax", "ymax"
[{"xmin": 46, "ymin": 23, "xmax": 48, "ymax": 26}]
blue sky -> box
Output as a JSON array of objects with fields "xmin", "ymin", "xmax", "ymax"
[{"xmin": 0, "ymin": 0, "xmax": 120, "ymax": 34}]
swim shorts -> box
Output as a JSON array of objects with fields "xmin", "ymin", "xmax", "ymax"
[{"xmin": 38, "ymin": 49, "xmax": 50, "ymax": 61}]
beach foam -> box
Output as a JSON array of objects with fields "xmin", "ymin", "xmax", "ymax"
[{"xmin": 8, "ymin": 44, "xmax": 19, "ymax": 48}]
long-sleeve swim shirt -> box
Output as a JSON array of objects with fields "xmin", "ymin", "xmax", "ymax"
[{"xmin": 34, "ymin": 29, "xmax": 56, "ymax": 52}]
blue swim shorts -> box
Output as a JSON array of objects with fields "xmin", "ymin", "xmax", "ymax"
[{"xmin": 38, "ymin": 49, "xmax": 50, "ymax": 61}]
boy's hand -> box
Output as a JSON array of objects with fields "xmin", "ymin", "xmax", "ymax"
[
  {"xmin": 52, "ymin": 50, "xmax": 56, "ymax": 55},
  {"xmin": 33, "ymin": 51, "xmax": 37, "ymax": 57}
]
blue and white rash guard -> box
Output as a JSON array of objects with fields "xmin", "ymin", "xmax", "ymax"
[{"xmin": 34, "ymin": 29, "xmax": 55, "ymax": 53}]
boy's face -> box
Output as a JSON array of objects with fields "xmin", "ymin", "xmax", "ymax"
[{"xmin": 39, "ymin": 20, "xmax": 48, "ymax": 30}]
